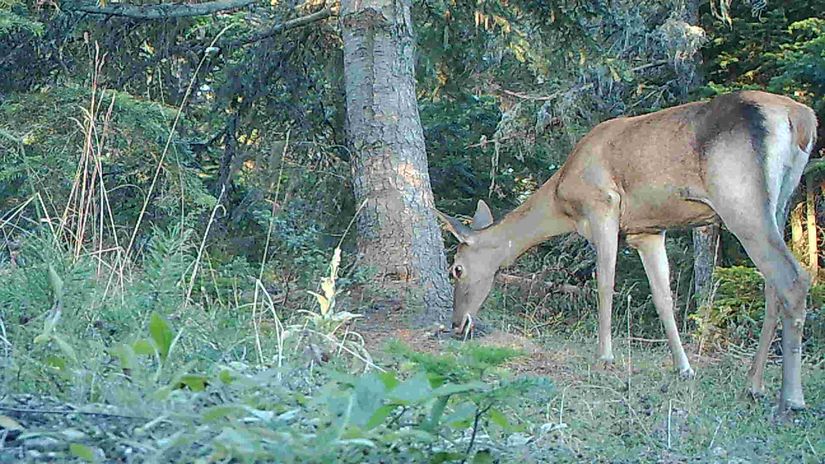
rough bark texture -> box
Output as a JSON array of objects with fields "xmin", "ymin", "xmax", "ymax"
[
  {"xmin": 692, "ymin": 225, "xmax": 720, "ymax": 301},
  {"xmin": 70, "ymin": 0, "xmax": 257, "ymax": 19},
  {"xmin": 340, "ymin": 0, "xmax": 451, "ymax": 321},
  {"xmin": 791, "ymin": 203, "xmax": 804, "ymax": 257}
]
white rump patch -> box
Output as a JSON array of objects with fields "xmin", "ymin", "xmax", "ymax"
[{"xmin": 760, "ymin": 108, "xmax": 796, "ymax": 220}]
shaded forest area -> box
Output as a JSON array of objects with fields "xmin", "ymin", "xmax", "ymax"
[{"xmin": 1, "ymin": 0, "xmax": 823, "ymax": 462}]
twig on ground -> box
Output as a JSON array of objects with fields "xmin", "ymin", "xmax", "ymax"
[{"xmin": 0, "ymin": 406, "xmax": 147, "ymax": 421}]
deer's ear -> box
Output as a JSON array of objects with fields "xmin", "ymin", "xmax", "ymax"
[
  {"xmin": 434, "ymin": 209, "xmax": 476, "ymax": 245},
  {"xmin": 471, "ymin": 200, "xmax": 494, "ymax": 230}
]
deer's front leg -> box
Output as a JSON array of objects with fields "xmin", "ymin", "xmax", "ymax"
[
  {"xmin": 629, "ymin": 232, "xmax": 693, "ymax": 378},
  {"xmin": 586, "ymin": 211, "xmax": 620, "ymax": 364}
]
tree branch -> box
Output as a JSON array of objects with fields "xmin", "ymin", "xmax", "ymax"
[
  {"xmin": 237, "ymin": 6, "xmax": 333, "ymax": 45},
  {"xmin": 69, "ymin": 0, "xmax": 259, "ymax": 20}
]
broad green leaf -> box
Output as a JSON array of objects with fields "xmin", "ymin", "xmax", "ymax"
[
  {"xmin": 431, "ymin": 452, "xmax": 464, "ymax": 464},
  {"xmin": 366, "ymin": 404, "xmax": 395, "ymax": 430},
  {"xmin": 52, "ymin": 335, "xmax": 77, "ymax": 363},
  {"xmin": 218, "ymin": 369, "xmax": 234, "ymax": 384},
  {"xmin": 442, "ymin": 402, "xmax": 476, "ymax": 428},
  {"xmin": 488, "ymin": 408, "xmax": 512, "ymax": 430},
  {"xmin": 424, "ymin": 395, "xmax": 449, "ymax": 432},
  {"xmin": 472, "ymin": 450, "xmax": 494, "ymax": 464},
  {"xmin": 34, "ymin": 308, "xmax": 61, "ymax": 344},
  {"xmin": 377, "ymin": 371, "xmax": 400, "ymax": 390},
  {"xmin": 352, "ymin": 372, "xmax": 387, "ymax": 427},
  {"xmin": 133, "ymin": 339, "xmax": 156, "ymax": 356},
  {"xmin": 148, "ymin": 313, "xmax": 174, "ymax": 360},
  {"xmin": 202, "ymin": 405, "xmax": 244, "ymax": 422},
  {"xmin": 45, "ymin": 355, "xmax": 66, "ymax": 371},
  {"xmin": 388, "ymin": 372, "xmax": 432, "ymax": 404},
  {"xmin": 176, "ymin": 374, "xmax": 208, "ymax": 392},
  {"xmin": 112, "ymin": 344, "xmax": 137, "ymax": 370},
  {"xmin": 431, "ymin": 381, "xmax": 487, "ymax": 397},
  {"xmin": 69, "ymin": 443, "xmax": 95, "ymax": 462},
  {"xmin": 47, "ymin": 264, "xmax": 64, "ymax": 303}
]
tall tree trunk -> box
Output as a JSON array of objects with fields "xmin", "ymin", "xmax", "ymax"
[
  {"xmin": 679, "ymin": 0, "xmax": 721, "ymax": 303},
  {"xmin": 340, "ymin": 0, "xmax": 452, "ymax": 321}
]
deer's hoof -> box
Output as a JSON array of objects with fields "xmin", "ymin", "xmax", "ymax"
[
  {"xmin": 746, "ymin": 385, "xmax": 767, "ymax": 401},
  {"xmin": 780, "ymin": 397, "xmax": 806, "ymax": 412},
  {"xmin": 593, "ymin": 357, "xmax": 617, "ymax": 373},
  {"xmin": 677, "ymin": 367, "xmax": 695, "ymax": 380}
]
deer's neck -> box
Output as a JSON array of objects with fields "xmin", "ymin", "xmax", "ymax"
[{"xmin": 476, "ymin": 177, "xmax": 576, "ymax": 267}]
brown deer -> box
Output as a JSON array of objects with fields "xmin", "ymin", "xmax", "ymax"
[{"xmin": 435, "ymin": 91, "xmax": 817, "ymax": 411}]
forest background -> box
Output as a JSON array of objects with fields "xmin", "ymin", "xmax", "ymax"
[{"xmin": 0, "ymin": 0, "xmax": 823, "ymax": 462}]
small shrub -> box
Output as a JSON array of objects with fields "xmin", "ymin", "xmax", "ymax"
[{"xmin": 691, "ymin": 266, "xmax": 764, "ymax": 351}]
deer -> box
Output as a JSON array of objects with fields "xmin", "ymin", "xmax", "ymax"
[{"xmin": 435, "ymin": 90, "xmax": 817, "ymax": 412}]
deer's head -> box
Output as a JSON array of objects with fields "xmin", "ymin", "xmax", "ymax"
[{"xmin": 435, "ymin": 200, "xmax": 498, "ymax": 336}]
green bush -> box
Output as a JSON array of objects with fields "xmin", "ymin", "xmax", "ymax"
[{"xmin": 690, "ymin": 266, "xmax": 764, "ymax": 350}]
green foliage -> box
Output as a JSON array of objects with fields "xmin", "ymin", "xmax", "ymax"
[
  {"xmin": 690, "ymin": 266, "xmax": 764, "ymax": 349},
  {"xmin": 0, "ymin": 232, "xmax": 553, "ymax": 462},
  {"xmin": 387, "ymin": 339, "xmax": 522, "ymax": 383},
  {"xmin": 0, "ymin": 0, "xmax": 42, "ymax": 36},
  {"xmin": 701, "ymin": 1, "xmax": 824, "ymax": 112},
  {"xmin": 0, "ymin": 86, "xmax": 214, "ymax": 246},
  {"xmin": 769, "ymin": 18, "xmax": 825, "ymax": 113}
]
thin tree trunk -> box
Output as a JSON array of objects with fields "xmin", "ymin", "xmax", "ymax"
[
  {"xmin": 791, "ymin": 203, "xmax": 804, "ymax": 258},
  {"xmin": 806, "ymin": 178, "xmax": 818, "ymax": 282},
  {"xmin": 692, "ymin": 225, "xmax": 720, "ymax": 302},
  {"xmin": 340, "ymin": 0, "xmax": 452, "ymax": 321}
]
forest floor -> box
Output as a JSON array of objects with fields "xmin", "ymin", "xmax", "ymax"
[
  {"xmin": 354, "ymin": 306, "xmax": 825, "ymax": 463},
  {"xmin": 1, "ymin": 303, "xmax": 822, "ymax": 463}
]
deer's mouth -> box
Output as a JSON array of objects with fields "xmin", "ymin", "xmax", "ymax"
[{"xmin": 451, "ymin": 313, "xmax": 474, "ymax": 338}]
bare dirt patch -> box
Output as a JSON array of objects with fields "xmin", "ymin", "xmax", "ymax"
[{"xmin": 354, "ymin": 308, "xmax": 575, "ymax": 380}]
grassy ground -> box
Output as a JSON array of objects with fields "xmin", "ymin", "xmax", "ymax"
[
  {"xmin": 356, "ymin": 305, "xmax": 824, "ymax": 464},
  {"xmin": 1, "ymin": 281, "xmax": 822, "ymax": 463}
]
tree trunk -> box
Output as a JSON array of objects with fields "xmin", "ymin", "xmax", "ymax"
[
  {"xmin": 340, "ymin": 0, "xmax": 452, "ymax": 321},
  {"xmin": 791, "ymin": 203, "xmax": 805, "ymax": 259},
  {"xmin": 806, "ymin": 178, "xmax": 818, "ymax": 283},
  {"xmin": 692, "ymin": 225, "xmax": 720, "ymax": 302},
  {"xmin": 679, "ymin": 0, "xmax": 721, "ymax": 303}
]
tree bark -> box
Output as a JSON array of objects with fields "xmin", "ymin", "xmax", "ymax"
[
  {"xmin": 677, "ymin": 0, "xmax": 722, "ymax": 303},
  {"xmin": 692, "ymin": 225, "xmax": 720, "ymax": 301},
  {"xmin": 340, "ymin": 0, "xmax": 452, "ymax": 321},
  {"xmin": 69, "ymin": 0, "xmax": 258, "ymax": 19},
  {"xmin": 791, "ymin": 203, "xmax": 805, "ymax": 258}
]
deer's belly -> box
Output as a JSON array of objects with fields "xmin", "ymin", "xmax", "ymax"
[{"xmin": 619, "ymin": 186, "xmax": 719, "ymax": 234}]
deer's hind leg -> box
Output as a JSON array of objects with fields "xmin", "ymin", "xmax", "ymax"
[
  {"xmin": 748, "ymin": 284, "xmax": 779, "ymax": 398},
  {"xmin": 706, "ymin": 156, "xmax": 809, "ymax": 410}
]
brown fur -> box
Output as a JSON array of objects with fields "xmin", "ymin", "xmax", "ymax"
[{"xmin": 438, "ymin": 90, "xmax": 817, "ymax": 411}]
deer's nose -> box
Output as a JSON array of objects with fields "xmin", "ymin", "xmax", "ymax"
[{"xmin": 451, "ymin": 318, "xmax": 470, "ymax": 336}]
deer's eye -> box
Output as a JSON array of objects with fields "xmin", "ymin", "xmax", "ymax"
[{"xmin": 452, "ymin": 265, "xmax": 464, "ymax": 279}]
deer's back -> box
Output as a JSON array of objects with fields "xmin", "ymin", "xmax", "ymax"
[{"xmin": 554, "ymin": 91, "xmax": 815, "ymax": 234}]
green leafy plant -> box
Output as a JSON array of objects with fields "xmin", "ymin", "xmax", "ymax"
[
  {"xmin": 691, "ymin": 266, "xmax": 765, "ymax": 351},
  {"xmin": 281, "ymin": 247, "xmax": 371, "ymax": 369}
]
